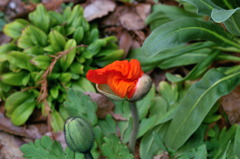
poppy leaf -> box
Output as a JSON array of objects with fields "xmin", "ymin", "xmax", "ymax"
[
  {"xmin": 164, "ymin": 68, "xmax": 240, "ymax": 150},
  {"xmin": 142, "ymin": 18, "xmax": 239, "ymax": 58}
]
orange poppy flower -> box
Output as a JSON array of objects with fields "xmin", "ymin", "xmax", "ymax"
[{"xmin": 87, "ymin": 59, "xmax": 151, "ymax": 101}]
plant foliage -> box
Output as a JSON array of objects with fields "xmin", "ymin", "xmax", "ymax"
[
  {"xmin": 18, "ymin": 0, "xmax": 240, "ymax": 158},
  {"xmin": 0, "ymin": 4, "xmax": 123, "ymax": 129}
]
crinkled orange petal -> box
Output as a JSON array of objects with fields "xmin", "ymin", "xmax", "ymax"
[
  {"xmin": 107, "ymin": 74, "xmax": 137, "ymax": 98},
  {"xmin": 86, "ymin": 59, "xmax": 144, "ymax": 98}
]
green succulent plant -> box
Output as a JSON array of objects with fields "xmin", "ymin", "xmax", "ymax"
[{"xmin": 0, "ymin": 4, "xmax": 124, "ymax": 130}]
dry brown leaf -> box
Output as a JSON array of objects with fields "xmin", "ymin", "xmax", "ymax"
[
  {"xmin": 221, "ymin": 86, "xmax": 240, "ymax": 124},
  {"xmin": 45, "ymin": 131, "xmax": 67, "ymax": 149},
  {"xmin": 131, "ymin": 39, "xmax": 141, "ymax": 49},
  {"xmin": 43, "ymin": 0, "xmax": 64, "ymax": 11},
  {"xmin": 0, "ymin": 131, "xmax": 24, "ymax": 159},
  {"xmin": 101, "ymin": 5, "xmax": 130, "ymax": 27},
  {"xmin": 0, "ymin": 113, "xmax": 42, "ymax": 139},
  {"xmin": 0, "ymin": 33, "xmax": 11, "ymax": 45},
  {"xmin": 136, "ymin": 4, "xmax": 151, "ymax": 20},
  {"xmin": 119, "ymin": 30, "xmax": 133, "ymax": 58},
  {"xmin": 0, "ymin": 0, "xmax": 10, "ymax": 11},
  {"xmin": 119, "ymin": 11, "xmax": 145, "ymax": 31},
  {"xmin": 119, "ymin": 4, "xmax": 150, "ymax": 31},
  {"xmin": 85, "ymin": 92, "xmax": 114, "ymax": 118},
  {"xmin": 84, "ymin": 0, "xmax": 116, "ymax": 21}
]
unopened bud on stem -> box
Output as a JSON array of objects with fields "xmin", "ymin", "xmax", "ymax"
[{"xmin": 64, "ymin": 117, "xmax": 94, "ymax": 154}]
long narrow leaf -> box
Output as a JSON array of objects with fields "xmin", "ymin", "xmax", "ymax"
[
  {"xmin": 130, "ymin": 42, "xmax": 214, "ymax": 71},
  {"xmin": 164, "ymin": 68, "xmax": 240, "ymax": 150},
  {"xmin": 142, "ymin": 18, "xmax": 239, "ymax": 58},
  {"xmin": 166, "ymin": 50, "xmax": 220, "ymax": 82},
  {"xmin": 233, "ymin": 125, "xmax": 240, "ymax": 157},
  {"xmin": 211, "ymin": 8, "xmax": 240, "ymax": 35},
  {"xmin": 182, "ymin": 0, "xmax": 220, "ymax": 15}
]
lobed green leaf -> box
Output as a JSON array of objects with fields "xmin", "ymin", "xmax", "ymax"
[
  {"xmin": 63, "ymin": 88, "xmax": 97, "ymax": 125},
  {"xmin": 20, "ymin": 136, "xmax": 65, "ymax": 159},
  {"xmin": 101, "ymin": 134, "xmax": 133, "ymax": 159}
]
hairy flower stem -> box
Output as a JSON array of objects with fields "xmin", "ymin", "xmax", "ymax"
[
  {"xmin": 129, "ymin": 101, "xmax": 139, "ymax": 155},
  {"xmin": 84, "ymin": 152, "xmax": 93, "ymax": 159}
]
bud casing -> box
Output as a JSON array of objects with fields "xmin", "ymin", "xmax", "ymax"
[{"xmin": 64, "ymin": 117, "xmax": 94, "ymax": 153}]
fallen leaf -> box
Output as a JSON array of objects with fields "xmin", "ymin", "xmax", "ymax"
[
  {"xmin": 43, "ymin": 0, "xmax": 64, "ymax": 11},
  {"xmin": 0, "ymin": 113, "xmax": 42, "ymax": 139},
  {"xmin": 119, "ymin": 11, "xmax": 146, "ymax": 30},
  {"xmin": 0, "ymin": 33, "xmax": 11, "ymax": 45},
  {"xmin": 119, "ymin": 30, "xmax": 133, "ymax": 58},
  {"xmin": 0, "ymin": 131, "xmax": 24, "ymax": 159},
  {"xmin": 221, "ymin": 86, "xmax": 240, "ymax": 124},
  {"xmin": 131, "ymin": 39, "xmax": 141, "ymax": 49},
  {"xmin": 136, "ymin": 4, "xmax": 151, "ymax": 20},
  {"xmin": 84, "ymin": 0, "xmax": 116, "ymax": 21},
  {"xmin": 101, "ymin": 6, "xmax": 122, "ymax": 27},
  {"xmin": 134, "ymin": 30, "xmax": 146, "ymax": 43},
  {"xmin": 0, "ymin": 0, "xmax": 9, "ymax": 11}
]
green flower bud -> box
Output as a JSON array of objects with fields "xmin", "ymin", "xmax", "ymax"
[{"xmin": 64, "ymin": 117, "xmax": 94, "ymax": 153}]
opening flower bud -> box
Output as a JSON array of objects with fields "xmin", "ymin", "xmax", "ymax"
[
  {"xmin": 86, "ymin": 59, "xmax": 152, "ymax": 101},
  {"xmin": 64, "ymin": 117, "xmax": 94, "ymax": 153},
  {"xmin": 130, "ymin": 74, "xmax": 152, "ymax": 101}
]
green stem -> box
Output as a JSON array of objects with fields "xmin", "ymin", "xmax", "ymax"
[
  {"xmin": 129, "ymin": 101, "xmax": 139, "ymax": 155},
  {"xmin": 84, "ymin": 151, "xmax": 93, "ymax": 159}
]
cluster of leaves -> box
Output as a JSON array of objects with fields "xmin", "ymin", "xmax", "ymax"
[
  {"xmin": 21, "ymin": 88, "xmax": 133, "ymax": 159},
  {"xmin": 130, "ymin": 0, "xmax": 240, "ymax": 72},
  {"xmin": 130, "ymin": 0, "xmax": 240, "ymax": 158},
  {"xmin": 21, "ymin": 78, "xmax": 240, "ymax": 158},
  {"xmin": 0, "ymin": 4, "xmax": 123, "ymax": 130},
  {"xmin": 17, "ymin": 0, "xmax": 240, "ymax": 158}
]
